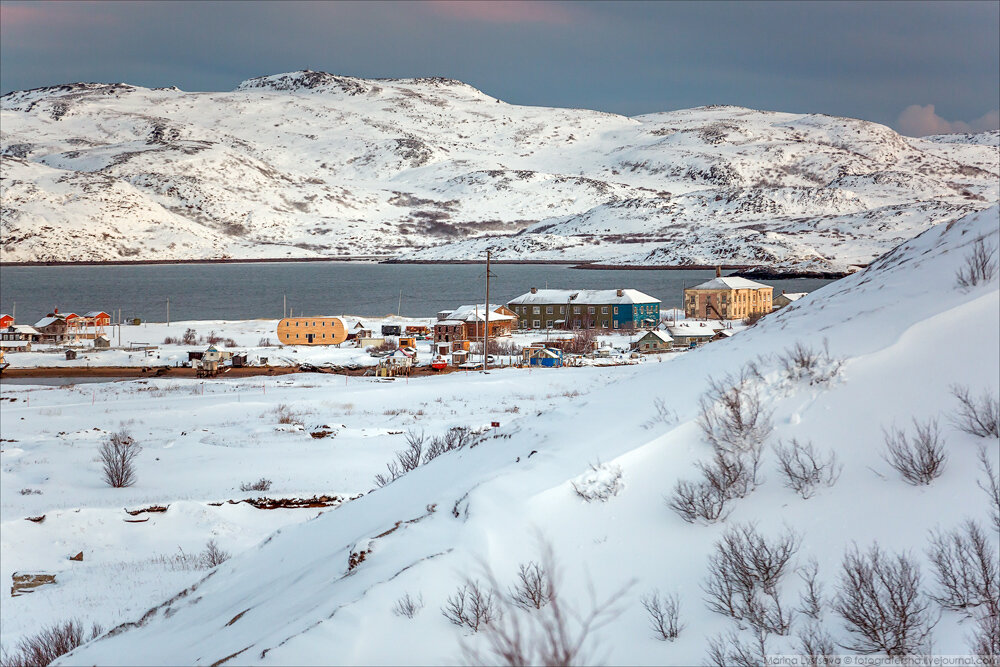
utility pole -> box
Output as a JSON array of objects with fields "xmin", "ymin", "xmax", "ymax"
[
  {"xmin": 483, "ymin": 250, "xmax": 491, "ymax": 373},
  {"xmin": 283, "ymin": 294, "xmax": 287, "ymax": 319},
  {"xmin": 166, "ymin": 298, "xmax": 170, "ymax": 326},
  {"xmin": 397, "ymin": 290, "xmax": 402, "ymax": 318}
]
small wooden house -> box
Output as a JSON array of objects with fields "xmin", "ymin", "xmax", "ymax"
[
  {"xmin": 0, "ymin": 314, "xmax": 13, "ymax": 329},
  {"xmin": 277, "ymin": 317, "xmax": 347, "ymax": 345},
  {"xmin": 523, "ymin": 345, "xmax": 563, "ymax": 367},
  {"xmin": 667, "ymin": 322, "xmax": 720, "ymax": 348},
  {"xmin": 635, "ymin": 330, "xmax": 673, "ymax": 352},
  {"xmin": 773, "ymin": 292, "xmax": 808, "ymax": 308}
]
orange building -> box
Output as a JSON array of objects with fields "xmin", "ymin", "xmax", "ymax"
[
  {"xmin": 684, "ymin": 274, "xmax": 773, "ymax": 320},
  {"xmin": 277, "ymin": 317, "xmax": 347, "ymax": 345}
]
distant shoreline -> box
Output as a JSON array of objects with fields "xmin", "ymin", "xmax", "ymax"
[{"xmin": 0, "ymin": 256, "xmax": 854, "ymax": 278}]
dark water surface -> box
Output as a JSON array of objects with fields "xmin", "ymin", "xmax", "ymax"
[{"xmin": 0, "ymin": 262, "xmax": 837, "ymax": 322}]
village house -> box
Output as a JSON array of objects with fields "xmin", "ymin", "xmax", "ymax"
[
  {"xmin": 276, "ymin": 317, "xmax": 347, "ymax": 345},
  {"xmin": 773, "ymin": 291, "xmax": 809, "ymax": 308},
  {"xmin": 433, "ymin": 304, "xmax": 516, "ymax": 344},
  {"xmin": 1, "ymin": 324, "xmax": 39, "ymax": 352},
  {"xmin": 523, "ymin": 344, "xmax": 564, "ymax": 367},
  {"xmin": 33, "ymin": 314, "xmax": 70, "ymax": 343},
  {"xmin": 634, "ymin": 330, "xmax": 673, "ymax": 352},
  {"xmin": 507, "ymin": 288, "xmax": 661, "ymax": 331},
  {"xmin": 683, "ymin": 272, "xmax": 773, "ymax": 320},
  {"xmin": 0, "ymin": 314, "xmax": 13, "ymax": 329},
  {"xmin": 667, "ymin": 321, "xmax": 723, "ymax": 348}
]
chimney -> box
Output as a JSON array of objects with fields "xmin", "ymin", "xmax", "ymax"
[
  {"xmin": 616, "ymin": 289, "xmax": 624, "ymax": 297},
  {"xmin": 715, "ymin": 267, "xmax": 721, "ymax": 278},
  {"xmin": 530, "ymin": 287, "xmax": 537, "ymax": 294},
  {"xmin": 781, "ymin": 289, "xmax": 786, "ymax": 295},
  {"xmin": 54, "ymin": 307, "xmax": 59, "ymax": 314}
]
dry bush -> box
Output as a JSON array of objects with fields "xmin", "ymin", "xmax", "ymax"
[
  {"xmin": 955, "ymin": 237, "xmax": 998, "ymax": 290},
  {"xmin": 797, "ymin": 557, "xmax": 825, "ymax": 619},
  {"xmin": 396, "ymin": 433, "xmax": 423, "ymax": 473},
  {"xmin": 926, "ymin": 520, "xmax": 998, "ymax": 616},
  {"xmin": 98, "ymin": 427, "xmax": 141, "ymax": 488},
  {"xmin": 698, "ymin": 363, "xmax": 773, "ymax": 454},
  {"xmin": 423, "ymin": 426, "xmax": 478, "ymax": 463},
  {"xmin": 833, "ymin": 543, "xmax": 936, "ymax": 656},
  {"xmin": 393, "ymin": 593, "xmax": 424, "ymax": 619},
  {"xmin": 705, "ymin": 628, "xmax": 769, "ymax": 667},
  {"xmin": 472, "ymin": 339, "xmax": 523, "ymax": 357},
  {"xmin": 979, "ymin": 448, "xmax": 1000, "ymax": 533},
  {"xmin": 240, "ymin": 478, "xmax": 272, "ymax": 492},
  {"xmin": 561, "ymin": 328, "xmax": 598, "ymax": 355},
  {"xmin": 773, "ymin": 439, "xmax": 841, "ymax": 499},
  {"xmin": 258, "ymin": 336, "xmax": 274, "ymax": 347},
  {"xmin": 780, "ymin": 341, "xmax": 843, "ymax": 386},
  {"xmin": 703, "ymin": 523, "xmax": 800, "ymax": 635},
  {"xmin": 971, "ymin": 610, "xmax": 1000, "ymax": 662},
  {"xmin": 200, "ymin": 539, "xmax": 230, "ymax": 568},
  {"xmin": 796, "ymin": 620, "xmax": 837, "ymax": 667},
  {"xmin": 641, "ymin": 397, "xmax": 678, "ymax": 430},
  {"xmin": 272, "ymin": 403, "xmax": 302, "ymax": 425},
  {"xmin": 443, "ymin": 580, "xmax": 500, "ymax": 633},
  {"xmin": 372, "ymin": 338, "xmax": 398, "ymax": 353},
  {"xmin": 883, "ymin": 419, "xmax": 947, "ymax": 485},
  {"xmin": 206, "ymin": 330, "xmax": 223, "ymax": 344},
  {"xmin": 0, "ymin": 620, "xmax": 103, "ymax": 667},
  {"xmin": 640, "ymin": 590, "xmax": 683, "ymax": 641},
  {"xmin": 162, "ymin": 335, "xmax": 178, "ymax": 344},
  {"xmin": 182, "ymin": 328, "xmax": 198, "ymax": 345},
  {"xmin": 571, "ymin": 461, "xmax": 624, "ymax": 502},
  {"xmin": 509, "ymin": 561, "xmax": 552, "ymax": 610},
  {"xmin": 742, "ymin": 311, "xmax": 766, "ymax": 326},
  {"xmin": 19, "ymin": 488, "xmax": 41, "ymax": 496},
  {"xmin": 951, "ymin": 385, "xmax": 1000, "ymax": 438},
  {"xmin": 459, "ymin": 545, "xmax": 629, "ymax": 666},
  {"xmin": 668, "ymin": 445, "xmax": 762, "ymax": 524}
]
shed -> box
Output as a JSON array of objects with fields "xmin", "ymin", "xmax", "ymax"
[
  {"xmin": 773, "ymin": 292, "xmax": 808, "ymax": 308},
  {"xmin": 523, "ymin": 346, "xmax": 563, "ymax": 367}
]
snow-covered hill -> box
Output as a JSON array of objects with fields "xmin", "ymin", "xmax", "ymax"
[
  {"xmin": 48, "ymin": 206, "xmax": 999, "ymax": 665},
  {"xmin": 1, "ymin": 71, "xmax": 997, "ymax": 270}
]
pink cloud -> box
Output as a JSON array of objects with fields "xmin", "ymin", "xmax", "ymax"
[
  {"xmin": 424, "ymin": 0, "xmax": 576, "ymax": 24},
  {"xmin": 896, "ymin": 104, "xmax": 1000, "ymax": 137},
  {"xmin": 0, "ymin": 3, "xmax": 49, "ymax": 28}
]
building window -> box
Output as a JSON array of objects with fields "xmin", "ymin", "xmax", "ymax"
[
  {"xmin": 601, "ymin": 306, "xmax": 608, "ymax": 314},
  {"xmin": 602, "ymin": 322, "xmax": 608, "ymax": 328},
  {"xmin": 546, "ymin": 320, "xmax": 552, "ymax": 328},
  {"xmin": 533, "ymin": 307, "xmax": 540, "ymax": 314},
  {"xmin": 546, "ymin": 306, "xmax": 553, "ymax": 314},
  {"xmin": 613, "ymin": 306, "xmax": 618, "ymax": 315},
  {"xmin": 588, "ymin": 307, "xmax": 595, "ymax": 314},
  {"xmin": 559, "ymin": 306, "xmax": 565, "ymax": 313},
  {"xmin": 613, "ymin": 321, "xmax": 619, "ymax": 329},
  {"xmin": 533, "ymin": 320, "xmax": 540, "ymax": 328}
]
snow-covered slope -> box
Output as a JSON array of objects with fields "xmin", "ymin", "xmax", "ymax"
[
  {"xmin": 2, "ymin": 72, "xmax": 997, "ymax": 270},
  {"xmin": 55, "ymin": 206, "xmax": 999, "ymax": 664}
]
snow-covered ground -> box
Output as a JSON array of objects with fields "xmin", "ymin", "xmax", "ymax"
[
  {"xmin": 2, "ymin": 72, "xmax": 997, "ymax": 272},
  {"xmin": 1, "ymin": 206, "xmax": 997, "ymax": 665}
]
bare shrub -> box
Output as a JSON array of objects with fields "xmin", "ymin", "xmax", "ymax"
[
  {"xmin": 205, "ymin": 330, "xmax": 223, "ymax": 345},
  {"xmin": 396, "ymin": 433, "xmax": 423, "ymax": 473},
  {"xmin": 424, "ymin": 426, "xmax": 479, "ymax": 463},
  {"xmin": 797, "ymin": 557, "xmax": 825, "ymax": 619},
  {"xmin": 98, "ymin": 427, "xmax": 141, "ymax": 488},
  {"xmin": 774, "ymin": 439, "xmax": 841, "ymax": 499},
  {"xmin": 971, "ymin": 610, "xmax": 1000, "ymax": 662},
  {"xmin": 240, "ymin": 478, "xmax": 272, "ymax": 492},
  {"xmin": 182, "ymin": 328, "xmax": 197, "ymax": 345},
  {"xmin": 640, "ymin": 590, "xmax": 683, "ymax": 641},
  {"xmin": 0, "ymin": 619, "xmax": 103, "ymax": 667},
  {"xmin": 472, "ymin": 339, "xmax": 523, "ymax": 357},
  {"xmin": 443, "ymin": 580, "xmax": 500, "ymax": 632},
  {"xmin": 955, "ymin": 237, "xmax": 998, "ymax": 290},
  {"xmin": 797, "ymin": 620, "xmax": 837, "ymax": 667},
  {"xmin": 883, "ymin": 419, "xmax": 947, "ymax": 485},
  {"xmin": 200, "ymin": 539, "xmax": 230, "ymax": 568},
  {"xmin": 571, "ymin": 461, "xmax": 624, "ymax": 502},
  {"xmin": 460, "ymin": 545, "xmax": 629, "ymax": 666},
  {"xmin": 162, "ymin": 335, "xmax": 178, "ymax": 344},
  {"xmin": 668, "ymin": 445, "xmax": 762, "ymax": 524},
  {"xmin": 951, "ymin": 385, "xmax": 1000, "ymax": 438},
  {"xmin": 19, "ymin": 488, "xmax": 41, "ymax": 496},
  {"xmin": 642, "ymin": 397, "xmax": 678, "ymax": 430},
  {"xmin": 561, "ymin": 328, "xmax": 599, "ymax": 355},
  {"xmin": 393, "ymin": 592, "xmax": 424, "ymax": 619},
  {"xmin": 372, "ymin": 338, "xmax": 398, "ymax": 353},
  {"xmin": 373, "ymin": 461, "xmax": 402, "ymax": 488},
  {"xmin": 780, "ymin": 341, "xmax": 843, "ymax": 386},
  {"xmin": 705, "ymin": 628, "xmax": 769, "ymax": 667},
  {"xmin": 509, "ymin": 561, "xmax": 552, "ymax": 610},
  {"xmin": 979, "ymin": 447, "xmax": 1000, "ymax": 533},
  {"xmin": 742, "ymin": 311, "xmax": 766, "ymax": 326},
  {"xmin": 257, "ymin": 337, "xmax": 274, "ymax": 347},
  {"xmin": 833, "ymin": 543, "xmax": 936, "ymax": 656},
  {"xmin": 703, "ymin": 523, "xmax": 800, "ymax": 635},
  {"xmin": 926, "ymin": 520, "xmax": 998, "ymax": 616},
  {"xmin": 698, "ymin": 363, "xmax": 773, "ymax": 454}
]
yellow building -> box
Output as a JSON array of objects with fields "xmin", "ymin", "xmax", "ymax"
[
  {"xmin": 684, "ymin": 275, "xmax": 773, "ymax": 320},
  {"xmin": 277, "ymin": 317, "xmax": 347, "ymax": 345}
]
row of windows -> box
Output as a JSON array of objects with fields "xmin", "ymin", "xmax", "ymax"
[
  {"xmin": 291, "ymin": 321, "xmax": 333, "ymax": 327},
  {"xmin": 514, "ymin": 304, "xmax": 660, "ymax": 316},
  {"xmin": 529, "ymin": 320, "xmax": 617, "ymax": 329}
]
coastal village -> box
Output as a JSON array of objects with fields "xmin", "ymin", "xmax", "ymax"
[{"xmin": 0, "ymin": 271, "xmax": 808, "ymax": 378}]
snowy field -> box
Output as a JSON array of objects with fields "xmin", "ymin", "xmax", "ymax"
[{"xmin": 1, "ymin": 207, "xmax": 998, "ymax": 665}]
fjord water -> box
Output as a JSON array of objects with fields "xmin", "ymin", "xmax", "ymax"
[{"xmin": 0, "ymin": 262, "xmax": 835, "ymax": 323}]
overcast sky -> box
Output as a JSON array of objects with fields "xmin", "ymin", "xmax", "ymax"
[{"xmin": 1, "ymin": 0, "xmax": 997, "ymax": 136}]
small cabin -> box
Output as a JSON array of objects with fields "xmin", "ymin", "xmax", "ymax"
[
  {"xmin": 381, "ymin": 325, "xmax": 402, "ymax": 336},
  {"xmin": 635, "ymin": 330, "xmax": 673, "ymax": 353},
  {"xmin": 523, "ymin": 345, "xmax": 563, "ymax": 368}
]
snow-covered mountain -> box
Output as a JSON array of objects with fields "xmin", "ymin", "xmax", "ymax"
[
  {"xmin": 54, "ymin": 206, "xmax": 999, "ymax": 665},
  {"xmin": 1, "ymin": 71, "xmax": 997, "ymax": 271}
]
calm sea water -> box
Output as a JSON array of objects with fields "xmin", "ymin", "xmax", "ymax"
[{"xmin": 0, "ymin": 262, "xmax": 837, "ymax": 323}]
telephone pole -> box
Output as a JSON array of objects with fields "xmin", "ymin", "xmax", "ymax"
[
  {"xmin": 483, "ymin": 250, "xmax": 491, "ymax": 373},
  {"xmin": 166, "ymin": 298, "xmax": 170, "ymax": 326}
]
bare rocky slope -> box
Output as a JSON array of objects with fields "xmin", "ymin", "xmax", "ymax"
[{"xmin": 1, "ymin": 71, "xmax": 997, "ymax": 271}]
